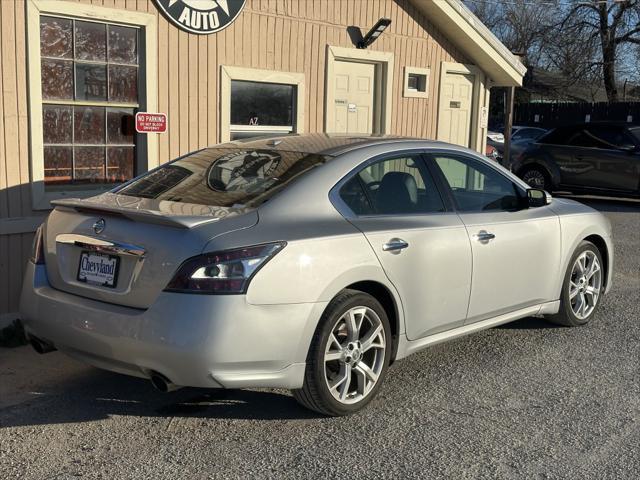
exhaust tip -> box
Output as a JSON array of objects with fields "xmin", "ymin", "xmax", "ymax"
[
  {"xmin": 150, "ymin": 372, "xmax": 180, "ymax": 393},
  {"xmin": 29, "ymin": 336, "xmax": 56, "ymax": 354}
]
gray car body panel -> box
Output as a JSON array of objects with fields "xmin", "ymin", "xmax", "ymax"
[{"xmin": 20, "ymin": 136, "xmax": 614, "ymax": 389}]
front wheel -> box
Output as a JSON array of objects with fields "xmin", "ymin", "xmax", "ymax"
[
  {"xmin": 548, "ymin": 241, "xmax": 604, "ymax": 327},
  {"xmin": 292, "ymin": 290, "xmax": 391, "ymax": 416}
]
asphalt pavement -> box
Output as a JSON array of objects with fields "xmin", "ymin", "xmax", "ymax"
[{"xmin": 1, "ymin": 196, "xmax": 638, "ymax": 479}]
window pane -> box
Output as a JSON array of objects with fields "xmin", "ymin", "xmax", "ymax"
[
  {"xmin": 74, "ymin": 146, "xmax": 105, "ymax": 182},
  {"xmin": 355, "ymin": 156, "xmax": 444, "ymax": 215},
  {"xmin": 75, "ymin": 63, "xmax": 107, "ymax": 100},
  {"xmin": 75, "ymin": 21, "xmax": 106, "ymax": 61},
  {"xmin": 107, "ymin": 108, "xmax": 135, "ymax": 144},
  {"xmin": 107, "ymin": 147, "xmax": 134, "ymax": 183},
  {"xmin": 586, "ymin": 127, "xmax": 635, "ymax": 149},
  {"xmin": 230, "ymin": 81, "xmax": 294, "ymax": 126},
  {"xmin": 108, "ymin": 65, "xmax": 138, "ymax": 103},
  {"xmin": 108, "ymin": 26, "xmax": 138, "ymax": 64},
  {"xmin": 40, "ymin": 16, "xmax": 72, "ymax": 59},
  {"xmin": 74, "ymin": 107, "xmax": 105, "ymax": 144},
  {"xmin": 339, "ymin": 176, "xmax": 373, "ymax": 215},
  {"xmin": 44, "ymin": 146, "xmax": 72, "ymax": 184},
  {"xmin": 41, "ymin": 59, "xmax": 74, "ymax": 100},
  {"xmin": 43, "ymin": 105, "xmax": 72, "ymax": 144},
  {"xmin": 434, "ymin": 155, "xmax": 520, "ymax": 212},
  {"xmin": 539, "ymin": 127, "xmax": 575, "ymax": 146}
]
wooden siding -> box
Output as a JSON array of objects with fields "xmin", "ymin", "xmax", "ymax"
[{"xmin": 0, "ymin": 0, "xmax": 467, "ymax": 316}]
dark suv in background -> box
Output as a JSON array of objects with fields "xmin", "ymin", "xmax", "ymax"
[{"xmin": 513, "ymin": 123, "xmax": 640, "ymax": 197}]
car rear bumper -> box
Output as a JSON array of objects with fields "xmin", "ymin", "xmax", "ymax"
[{"xmin": 20, "ymin": 262, "xmax": 326, "ymax": 389}]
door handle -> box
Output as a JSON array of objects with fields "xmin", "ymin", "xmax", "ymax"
[
  {"xmin": 382, "ymin": 238, "xmax": 409, "ymax": 252},
  {"xmin": 473, "ymin": 231, "xmax": 495, "ymax": 242}
]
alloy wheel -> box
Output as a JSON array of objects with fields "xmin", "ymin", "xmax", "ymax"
[
  {"xmin": 569, "ymin": 250, "xmax": 602, "ymax": 320},
  {"xmin": 522, "ymin": 169, "xmax": 546, "ymax": 189},
  {"xmin": 323, "ymin": 306, "xmax": 386, "ymax": 405}
]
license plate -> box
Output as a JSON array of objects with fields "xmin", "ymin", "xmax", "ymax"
[{"xmin": 77, "ymin": 251, "xmax": 119, "ymax": 288}]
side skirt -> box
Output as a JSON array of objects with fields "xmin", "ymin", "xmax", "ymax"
[{"xmin": 395, "ymin": 301, "xmax": 560, "ymax": 360}]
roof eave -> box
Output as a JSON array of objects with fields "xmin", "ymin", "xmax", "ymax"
[{"xmin": 411, "ymin": 0, "xmax": 526, "ymax": 87}]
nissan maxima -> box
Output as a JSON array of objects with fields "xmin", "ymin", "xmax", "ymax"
[{"xmin": 21, "ymin": 135, "xmax": 613, "ymax": 416}]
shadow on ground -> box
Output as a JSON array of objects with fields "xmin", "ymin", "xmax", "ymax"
[
  {"xmin": 0, "ymin": 361, "xmax": 319, "ymax": 428},
  {"xmin": 1, "ymin": 313, "xmax": 558, "ymax": 428}
]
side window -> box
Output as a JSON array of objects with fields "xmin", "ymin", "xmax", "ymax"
[
  {"xmin": 433, "ymin": 155, "xmax": 521, "ymax": 212},
  {"xmin": 539, "ymin": 127, "xmax": 575, "ymax": 146},
  {"xmin": 339, "ymin": 155, "xmax": 445, "ymax": 215},
  {"xmin": 514, "ymin": 128, "xmax": 544, "ymax": 141},
  {"xmin": 569, "ymin": 129, "xmax": 602, "ymax": 148},
  {"xmin": 587, "ymin": 126, "xmax": 635, "ymax": 150}
]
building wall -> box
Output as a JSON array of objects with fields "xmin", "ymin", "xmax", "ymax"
[{"xmin": 0, "ymin": 0, "xmax": 469, "ymax": 319}]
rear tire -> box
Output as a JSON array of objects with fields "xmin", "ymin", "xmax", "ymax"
[
  {"xmin": 292, "ymin": 289, "xmax": 392, "ymax": 416},
  {"xmin": 548, "ymin": 241, "xmax": 604, "ymax": 327},
  {"xmin": 520, "ymin": 165, "xmax": 551, "ymax": 191}
]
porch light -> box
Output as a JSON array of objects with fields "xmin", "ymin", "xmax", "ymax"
[{"xmin": 358, "ymin": 18, "xmax": 392, "ymax": 49}]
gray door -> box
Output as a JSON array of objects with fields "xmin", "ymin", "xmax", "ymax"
[
  {"xmin": 338, "ymin": 152, "xmax": 472, "ymax": 340},
  {"xmin": 430, "ymin": 153, "xmax": 562, "ymax": 322}
]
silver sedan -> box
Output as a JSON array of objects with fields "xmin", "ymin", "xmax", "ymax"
[{"xmin": 20, "ymin": 135, "xmax": 614, "ymax": 416}]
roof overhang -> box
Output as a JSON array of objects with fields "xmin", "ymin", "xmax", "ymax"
[{"xmin": 411, "ymin": 0, "xmax": 526, "ymax": 87}]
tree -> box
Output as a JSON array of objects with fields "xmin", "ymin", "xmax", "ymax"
[{"xmin": 560, "ymin": 0, "xmax": 640, "ymax": 101}]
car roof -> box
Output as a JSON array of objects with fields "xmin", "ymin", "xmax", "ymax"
[
  {"xmin": 217, "ymin": 133, "xmax": 455, "ymax": 157},
  {"xmin": 551, "ymin": 122, "xmax": 639, "ymax": 129},
  {"xmin": 514, "ymin": 125, "xmax": 546, "ymax": 130}
]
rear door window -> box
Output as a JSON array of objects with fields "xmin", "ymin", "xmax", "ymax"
[
  {"xmin": 538, "ymin": 127, "xmax": 577, "ymax": 146},
  {"xmin": 339, "ymin": 154, "xmax": 445, "ymax": 216}
]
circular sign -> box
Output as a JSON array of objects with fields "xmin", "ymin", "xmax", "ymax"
[{"xmin": 155, "ymin": 0, "xmax": 246, "ymax": 35}]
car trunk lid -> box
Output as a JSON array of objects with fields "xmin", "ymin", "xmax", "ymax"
[{"xmin": 44, "ymin": 192, "xmax": 258, "ymax": 309}]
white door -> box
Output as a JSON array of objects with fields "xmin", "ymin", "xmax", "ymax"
[
  {"xmin": 438, "ymin": 72, "xmax": 474, "ymax": 147},
  {"xmin": 330, "ymin": 61, "xmax": 376, "ymax": 134}
]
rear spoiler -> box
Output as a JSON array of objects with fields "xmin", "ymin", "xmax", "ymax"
[{"xmin": 51, "ymin": 198, "xmax": 223, "ymax": 229}]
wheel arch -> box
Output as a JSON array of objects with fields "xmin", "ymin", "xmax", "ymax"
[
  {"xmin": 584, "ymin": 234, "xmax": 610, "ymax": 290},
  {"xmin": 343, "ymin": 280, "xmax": 402, "ymax": 364},
  {"xmin": 516, "ymin": 156, "xmax": 561, "ymax": 188}
]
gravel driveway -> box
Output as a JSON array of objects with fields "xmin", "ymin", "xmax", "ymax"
[{"xmin": 1, "ymin": 196, "xmax": 638, "ymax": 479}]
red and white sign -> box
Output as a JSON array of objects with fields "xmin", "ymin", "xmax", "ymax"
[{"xmin": 135, "ymin": 112, "xmax": 167, "ymax": 133}]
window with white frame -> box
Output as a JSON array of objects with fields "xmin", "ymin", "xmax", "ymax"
[
  {"xmin": 403, "ymin": 66, "xmax": 430, "ymax": 99},
  {"xmin": 39, "ymin": 15, "xmax": 139, "ymax": 190},
  {"xmin": 220, "ymin": 66, "xmax": 305, "ymax": 143},
  {"xmin": 229, "ymin": 80, "xmax": 296, "ymax": 140}
]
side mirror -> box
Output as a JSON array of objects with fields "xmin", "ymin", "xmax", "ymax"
[{"xmin": 527, "ymin": 188, "xmax": 551, "ymax": 207}]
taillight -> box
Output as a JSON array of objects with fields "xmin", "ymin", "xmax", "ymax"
[
  {"xmin": 164, "ymin": 242, "xmax": 286, "ymax": 294},
  {"xmin": 30, "ymin": 224, "xmax": 45, "ymax": 265}
]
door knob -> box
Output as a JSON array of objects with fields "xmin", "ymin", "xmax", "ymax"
[{"xmin": 382, "ymin": 238, "xmax": 409, "ymax": 252}]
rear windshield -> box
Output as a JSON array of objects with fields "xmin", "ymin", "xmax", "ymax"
[
  {"xmin": 630, "ymin": 127, "xmax": 640, "ymax": 142},
  {"xmin": 116, "ymin": 148, "xmax": 330, "ymax": 207}
]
